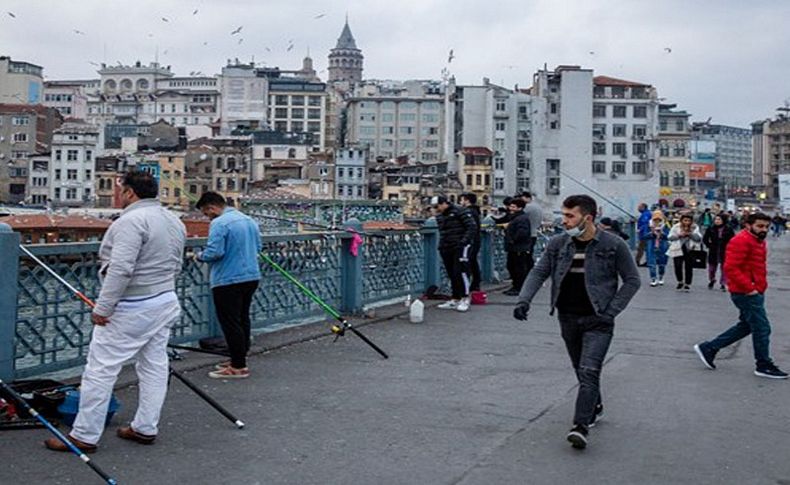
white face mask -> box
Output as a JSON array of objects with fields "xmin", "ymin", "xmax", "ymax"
[{"xmin": 565, "ymin": 220, "xmax": 587, "ymax": 238}]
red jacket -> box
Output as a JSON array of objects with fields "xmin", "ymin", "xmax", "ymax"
[{"xmin": 724, "ymin": 230, "xmax": 767, "ymax": 294}]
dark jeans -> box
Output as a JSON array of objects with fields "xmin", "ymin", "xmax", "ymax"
[
  {"xmin": 704, "ymin": 293, "xmax": 773, "ymax": 368},
  {"xmin": 507, "ymin": 250, "xmax": 532, "ymax": 292},
  {"xmin": 440, "ymin": 247, "xmax": 471, "ymax": 300},
  {"xmin": 212, "ymin": 280, "xmax": 259, "ymax": 369},
  {"xmin": 673, "ymin": 254, "xmax": 693, "ymax": 285},
  {"xmin": 558, "ymin": 313, "xmax": 614, "ymax": 427},
  {"xmin": 469, "ymin": 244, "xmax": 481, "ymax": 292}
]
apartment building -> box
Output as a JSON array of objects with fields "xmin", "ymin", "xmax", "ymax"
[
  {"xmin": 48, "ymin": 122, "xmax": 100, "ymax": 206},
  {"xmin": 657, "ymin": 104, "xmax": 692, "ymax": 201}
]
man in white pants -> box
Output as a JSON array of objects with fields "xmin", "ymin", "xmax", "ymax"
[{"xmin": 46, "ymin": 170, "xmax": 186, "ymax": 453}]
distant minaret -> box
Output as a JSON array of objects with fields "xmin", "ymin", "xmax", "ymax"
[{"xmin": 327, "ymin": 17, "xmax": 363, "ymax": 84}]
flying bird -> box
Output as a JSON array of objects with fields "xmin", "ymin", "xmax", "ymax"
[
  {"xmin": 287, "ymin": 43, "xmax": 294, "ymax": 51},
  {"xmin": 314, "ymin": 13, "xmax": 326, "ymax": 19},
  {"xmin": 161, "ymin": 17, "xmax": 169, "ymax": 22},
  {"xmin": 7, "ymin": 12, "xmax": 16, "ymax": 18},
  {"xmin": 193, "ymin": 9, "xmax": 198, "ymax": 15},
  {"xmin": 588, "ymin": 51, "xmax": 595, "ymax": 55},
  {"xmin": 664, "ymin": 47, "xmax": 672, "ymax": 53},
  {"xmin": 202, "ymin": 41, "xmax": 208, "ymax": 46},
  {"xmin": 231, "ymin": 26, "xmax": 243, "ymax": 35},
  {"xmin": 264, "ymin": 47, "xmax": 271, "ymax": 52},
  {"xmin": 147, "ymin": 33, "xmax": 154, "ymax": 37},
  {"xmin": 88, "ymin": 61, "xmax": 100, "ymax": 66},
  {"xmin": 447, "ymin": 49, "xmax": 455, "ymax": 63},
  {"xmin": 163, "ymin": 49, "xmax": 169, "ymax": 54},
  {"xmin": 238, "ymin": 38, "xmax": 244, "ymax": 45},
  {"xmin": 73, "ymin": 29, "xmax": 86, "ymax": 35}
]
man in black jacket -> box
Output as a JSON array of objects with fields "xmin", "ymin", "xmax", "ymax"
[
  {"xmin": 504, "ymin": 198, "xmax": 533, "ymax": 296},
  {"xmin": 432, "ymin": 195, "xmax": 477, "ymax": 312},
  {"xmin": 459, "ymin": 193, "xmax": 482, "ymax": 292}
]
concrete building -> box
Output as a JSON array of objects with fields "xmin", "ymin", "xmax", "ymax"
[
  {"xmin": 219, "ymin": 61, "xmax": 267, "ymax": 134},
  {"xmin": 94, "ymin": 155, "xmax": 129, "ymax": 208},
  {"xmin": 48, "ymin": 122, "xmax": 100, "ymax": 207},
  {"xmin": 379, "ymin": 160, "xmax": 462, "ymax": 217},
  {"xmin": 335, "ymin": 148, "xmax": 367, "ymax": 200},
  {"xmin": 657, "ymin": 104, "xmax": 692, "ymax": 203},
  {"xmin": 43, "ymin": 81, "xmax": 90, "ymax": 120},
  {"xmin": 327, "ymin": 19, "xmax": 363, "ymax": 85},
  {"xmin": 27, "ymin": 153, "xmax": 50, "ymax": 206},
  {"xmin": 752, "ymin": 115, "xmax": 790, "ymax": 201},
  {"xmin": 267, "ymin": 77, "xmax": 327, "ymax": 151},
  {"xmin": 0, "ymin": 56, "xmax": 43, "ymax": 105},
  {"xmin": 692, "ymin": 124, "xmax": 753, "ymax": 191},
  {"xmin": 250, "ymin": 130, "xmax": 313, "ymax": 183},
  {"xmin": 0, "ymin": 104, "xmax": 62, "ymax": 203},
  {"xmin": 185, "ymin": 136, "xmax": 252, "ymax": 206},
  {"xmin": 346, "ymin": 80, "xmax": 446, "ymax": 164},
  {"xmin": 457, "ymin": 147, "xmax": 494, "ymax": 209},
  {"xmin": 157, "ymin": 153, "xmax": 187, "ymax": 209}
]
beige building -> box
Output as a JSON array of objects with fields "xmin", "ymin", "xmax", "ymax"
[
  {"xmin": 657, "ymin": 104, "xmax": 692, "ymax": 204},
  {"xmin": 752, "ymin": 117, "xmax": 790, "ymax": 200},
  {"xmin": 157, "ymin": 153, "xmax": 187, "ymax": 209},
  {"xmin": 0, "ymin": 56, "xmax": 43, "ymax": 105},
  {"xmin": 457, "ymin": 147, "xmax": 494, "ymax": 210}
]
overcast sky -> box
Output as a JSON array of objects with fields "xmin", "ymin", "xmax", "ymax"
[{"xmin": 1, "ymin": 0, "xmax": 788, "ymax": 126}]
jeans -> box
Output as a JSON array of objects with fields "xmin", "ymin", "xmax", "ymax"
[
  {"xmin": 673, "ymin": 254, "xmax": 693, "ymax": 285},
  {"xmin": 558, "ymin": 313, "xmax": 614, "ymax": 427},
  {"xmin": 648, "ymin": 263, "xmax": 666, "ymax": 281},
  {"xmin": 440, "ymin": 248, "xmax": 471, "ymax": 300},
  {"xmin": 704, "ymin": 293, "xmax": 773, "ymax": 368},
  {"xmin": 213, "ymin": 280, "xmax": 259, "ymax": 368},
  {"xmin": 707, "ymin": 261, "xmax": 727, "ymax": 286}
]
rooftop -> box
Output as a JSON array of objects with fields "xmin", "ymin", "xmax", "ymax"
[
  {"xmin": 593, "ymin": 75, "xmax": 651, "ymax": 88},
  {"xmin": 0, "ymin": 214, "xmax": 111, "ymax": 231}
]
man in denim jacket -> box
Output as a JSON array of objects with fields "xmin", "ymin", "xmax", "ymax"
[
  {"xmin": 196, "ymin": 192, "xmax": 262, "ymax": 379},
  {"xmin": 513, "ymin": 195, "xmax": 641, "ymax": 450}
]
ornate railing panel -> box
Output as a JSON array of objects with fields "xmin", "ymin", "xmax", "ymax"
[{"xmin": 362, "ymin": 231, "xmax": 424, "ymax": 304}]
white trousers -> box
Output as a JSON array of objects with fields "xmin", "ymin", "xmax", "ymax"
[{"xmin": 71, "ymin": 292, "xmax": 181, "ymax": 444}]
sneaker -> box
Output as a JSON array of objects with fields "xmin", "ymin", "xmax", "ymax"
[
  {"xmin": 708, "ymin": 280, "xmax": 715, "ymax": 290},
  {"xmin": 658, "ymin": 279, "xmax": 665, "ymax": 286},
  {"xmin": 683, "ymin": 285, "xmax": 691, "ymax": 292},
  {"xmin": 650, "ymin": 279, "xmax": 658, "ymax": 287},
  {"xmin": 588, "ymin": 404, "xmax": 604, "ymax": 428},
  {"xmin": 676, "ymin": 283, "xmax": 684, "ymax": 291},
  {"xmin": 754, "ymin": 365, "xmax": 789, "ymax": 379},
  {"xmin": 437, "ymin": 300, "xmax": 458, "ymax": 310},
  {"xmin": 694, "ymin": 343, "xmax": 717, "ymax": 370},
  {"xmin": 720, "ymin": 285, "xmax": 726, "ymax": 292},
  {"xmin": 208, "ymin": 366, "xmax": 250, "ymax": 379},
  {"xmin": 566, "ymin": 424, "xmax": 588, "ymax": 449},
  {"xmin": 214, "ymin": 360, "xmax": 232, "ymax": 370},
  {"xmin": 456, "ymin": 298, "xmax": 470, "ymax": 312}
]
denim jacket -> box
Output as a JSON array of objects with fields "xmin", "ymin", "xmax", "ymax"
[
  {"xmin": 517, "ymin": 229, "xmax": 641, "ymax": 319},
  {"xmin": 198, "ymin": 208, "xmax": 262, "ymax": 288}
]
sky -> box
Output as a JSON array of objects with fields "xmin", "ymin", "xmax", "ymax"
[{"xmin": 1, "ymin": 0, "xmax": 789, "ymax": 127}]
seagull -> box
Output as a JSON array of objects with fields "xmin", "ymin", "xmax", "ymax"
[
  {"xmin": 286, "ymin": 43, "xmax": 294, "ymax": 51},
  {"xmin": 73, "ymin": 29, "xmax": 86, "ymax": 35},
  {"xmin": 448, "ymin": 49, "xmax": 455, "ymax": 63},
  {"xmin": 264, "ymin": 47, "xmax": 271, "ymax": 52},
  {"xmin": 192, "ymin": 9, "xmax": 198, "ymax": 15},
  {"xmin": 231, "ymin": 25, "xmax": 243, "ymax": 35},
  {"xmin": 664, "ymin": 47, "xmax": 672, "ymax": 53},
  {"xmin": 161, "ymin": 17, "xmax": 169, "ymax": 22},
  {"xmin": 147, "ymin": 33, "xmax": 154, "ymax": 37},
  {"xmin": 314, "ymin": 13, "xmax": 326, "ymax": 19},
  {"xmin": 7, "ymin": 12, "xmax": 16, "ymax": 18},
  {"xmin": 88, "ymin": 61, "xmax": 100, "ymax": 66},
  {"xmin": 163, "ymin": 49, "xmax": 168, "ymax": 55},
  {"xmin": 202, "ymin": 41, "xmax": 208, "ymax": 46},
  {"xmin": 238, "ymin": 38, "xmax": 244, "ymax": 45},
  {"xmin": 588, "ymin": 51, "xmax": 595, "ymax": 55}
]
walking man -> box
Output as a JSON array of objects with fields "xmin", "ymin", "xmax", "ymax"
[
  {"xmin": 459, "ymin": 193, "xmax": 482, "ymax": 293},
  {"xmin": 196, "ymin": 192, "xmax": 262, "ymax": 379},
  {"xmin": 46, "ymin": 170, "xmax": 186, "ymax": 452},
  {"xmin": 503, "ymin": 198, "xmax": 533, "ymax": 296},
  {"xmin": 694, "ymin": 212, "xmax": 787, "ymax": 379},
  {"xmin": 520, "ymin": 191, "xmax": 544, "ymax": 278},
  {"xmin": 635, "ymin": 203, "xmax": 651, "ymax": 266},
  {"xmin": 432, "ymin": 195, "xmax": 477, "ymax": 312},
  {"xmin": 513, "ymin": 195, "xmax": 641, "ymax": 449}
]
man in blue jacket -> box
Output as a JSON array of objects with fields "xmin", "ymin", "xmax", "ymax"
[
  {"xmin": 635, "ymin": 203, "xmax": 651, "ymax": 266},
  {"xmin": 196, "ymin": 192, "xmax": 262, "ymax": 379}
]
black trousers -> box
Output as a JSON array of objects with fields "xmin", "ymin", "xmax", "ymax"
[
  {"xmin": 673, "ymin": 254, "xmax": 694, "ymax": 285},
  {"xmin": 440, "ymin": 247, "xmax": 471, "ymax": 300},
  {"xmin": 212, "ymin": 280, "xmax": 259, "ymax": 369},
  {"xmin": 558, "ymin": 313, "xmax": 613, "ymax": 426},
  {"xmin": 507, "ymin": 250, "xmax": 533, "ymax": 292},
  {"xmin": 469, "ymin": 244, "xmax": 481, "ymax": 292}
]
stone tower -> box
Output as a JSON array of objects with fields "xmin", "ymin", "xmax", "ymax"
[{"xmin": 328, "ymin": 19, "xmax": 363, "ymax": 84}]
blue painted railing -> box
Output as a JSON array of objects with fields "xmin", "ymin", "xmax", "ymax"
[{"xmin": 0, "ymin": 217, "xmax": 531, "ymax": 380}]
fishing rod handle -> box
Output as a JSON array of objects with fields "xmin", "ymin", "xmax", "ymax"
[
  {"xmin": 347, "ymin": 325, "xmax": 389, "ymax": 359},
  {"xmin": 168, "ymin": 368, "xmax": 245, "ymax": 428}
]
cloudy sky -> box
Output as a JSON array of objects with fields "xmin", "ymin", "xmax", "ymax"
[{"xmin": 1, "ymin": 0, "xmax": 788, "ymax": 126}]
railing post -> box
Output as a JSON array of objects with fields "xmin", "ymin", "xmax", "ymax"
[
  {"xmin": 480, "ymin": 215, "xmax": 495, "ymax": 283},
  {"xmin": 0, "ymin": 224, "xmax": 20, "ymax": 381},
  {"xmin": 421, "ymin": 217, "xmax": 440, "ymax": 291},
  {"xmin": 341, "ymin": 218, "xmax": 363, "ymax": 314}
]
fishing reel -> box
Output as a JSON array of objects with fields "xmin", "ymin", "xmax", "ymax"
[{"xmin": 330, "ymin": 321, "xmax": 348, "ymax": 342}]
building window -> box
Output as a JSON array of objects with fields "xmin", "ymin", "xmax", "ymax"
[
  {"xmin": 612, "ymin": 161, "xmax": 626, "ymax": 174},
  {"xmin": 495, "ymin": 122, "xmax": 506, "ymax": 131},
  {"xmin": 612, "ymin": 124, "xmax": 627, "ymax": 137},
  {"xmin": 633, "ymin": 124, "xmax": 647, "ymax": 137},
  {"xmin": 381, "ymin": 113, "xmax": 394, "ymax": 122},
  {"xmin": 12, "ymin": 133, "xmax": 28, "ymax": 142},
  {"xmin": 495, "ymin": 177, "xmax": 504, "ymax": 190},
  {"xmin": 307, "ymin": 109, "xmax": 321, "ymax": 120},
  {"xmin": 66, "ymin": 188, "xmax": 77, "ymax": 199},
  {"xmin": 593, "ymin": 104, "xmax": 606, "ymax": 117},
  {"xmin": 308, "ymin": 96, "xmax": 322, "ymax": 107},
  {"xmin": 466, "ymin": 174, "xmax": 473, "ymax": 186},
  {"xmin": 613, "ymin": 106, "xmax": 627, "ymax": 118},
  {"xmin": 632, "ymin": 161, "xmax": 647, "ymax": 174},
  {"xmin": 86, "ymin": 150, "xmax": 93, "ymax": 161},
  {"xmin": 592, "ymin": 160, "xmax": 606, "ymax": 174},
  {"xmin": 660, "ymin": 171, "xmax": 669, "ymax": 186},
  {"xmin": 275, "ymin": 95, "xmax": 288, "ymax": 105},
  {"xmin": 288, "ymin": 148, "xmax": 296, "ymax": 159},
  {"xmin": 659, "ymin": 144, "xmax": 669, "ymax": 157},
  {"xmin": 67, "ymin": 150, "xmax": 78, "ymax": 161},
  {"xmin": 423, "ymin": 114, "xmax": 439, "ymax": 123},
  {"xmin": 593, "ymin": 142, "xmax": 606, "ymax": 155},
  {"xmin": 67, "ymin": 169, "xmax": 78, "ymax": 180},
  {"xmin": 55, "ymin": 169, "xmax": 61, "ymax": 180},
  {"xmin": 291, "ymin": 108, "xmax": 305, "ymax": 119},
  {"xmin": 54, "ymin": 187, "xmax": 61, "ymax": 199},
  {"xmin": 399, "ymin": 113, "xmax": 416, "ymax": 122},
  {"xmin": 85, "ymin": 169, "xmax": 91, "ymax": 180},
  {"xmin": 612, "ymin": 143, "xmax": 627, "ymax": 156},
  {"xmin": 291, "ymin": 121, "xmax": 304, "ymax": 132},
  {"xmin": 593, "ymin": 124, "xmax": 606, "ymax": 137},
  {"xmin": 274, "ymin": 108, "xmax": 288, "ymax": 119},
  {"xmin": 633, "ymin": 106, "xmax": 647, "ymax": 118},
  {"xmin": 633, "ymin": 143, "xmax": 647, "ymax": 156},
  {"xmin": 496, "ymin": 100, "xmax": 506, "ymax": 112},
  {"xmin": 291, "ymin": 95, "xmax": 305, "ymax": 106},
  {"xmin": 673, "ymin": 171, "xmax": 685, "ymax": 187},
  {"xmin": 55, "ymin": 150, "xmax": 62, "ymax": 161},
  {"xmin": 399, "ymin": 126, "xmax": 414, "ymax": 135},
  {"xmin": 675, "ymin": 120, "xmax": 685, "ymax": 131},
  {"xmin": 12, "ymin": 116, "xmax": 30, "ymax": 125},
  {"xmin": 673, "ymin": 145, "xmax": 686, "ymax": 157},
  {"xmin": 549, "ymin": 121, "xmax": 558, "ymax": 129}
]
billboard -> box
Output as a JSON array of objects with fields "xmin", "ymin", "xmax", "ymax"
[
  {"xmin": 779, "ymin": 173, "xmax": 790, "ymax": 213},
  {"xmin": 689, "ymin": 163, "xmax": 716, "ymax": 181}
]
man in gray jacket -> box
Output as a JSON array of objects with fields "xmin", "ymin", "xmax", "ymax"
[
  {"xmin": 513, "ymin": 195, "xmax": 640, "ymax": 450},
  {"xmin": 46, "ymin": 170, "xmax": 186, "ymax": 453}
]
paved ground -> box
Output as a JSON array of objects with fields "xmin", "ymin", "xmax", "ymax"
[{"xmin": 3, "ymin": 236, "xmax": 790, "ymax": 485}]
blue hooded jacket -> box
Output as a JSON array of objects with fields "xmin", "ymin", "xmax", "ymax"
[{"xmin": 198, "ymin": 208, "xmax": 262, "ymax": 288}]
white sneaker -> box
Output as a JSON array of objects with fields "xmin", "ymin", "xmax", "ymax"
[
  {"xmin": 650, "ymin": 279, "xmax": 658, "ymax": 287},
  {"xmin": 658, "ymin": 279, "xmax": 665, "ymax": 286},
  {"xmin": 437, "ymin": 300, "xmax": 458, "ymax": 310},
  {"xmin": 456, "ymin": 298, "xmax": 470, "ymax": 312}
]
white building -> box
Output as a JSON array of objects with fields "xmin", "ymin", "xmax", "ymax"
[
  {"xmin": 43, "ymin": 80, "xmax": 91, "ymax": 120},
  {"xmin": 27, "ymin": 153, "xmax": 50, "ymax": 205},
  {"xmin": 346, "ymin": 80, "xmax": 446, "ymax": 164},
  {"xmin": 219, "ymin": 61, "xmax": 267, "ymax": 134},
  {"xmin": 691, "ymin": 124, "xmax": 753, "ymax": 189},
  {"xmin": 0, "ymin": 56, "xmax": 43, "ymax": 104},
  {"xmin": 334, "ymin": 148, "xmax": 367, "ymax": 199},
  {"xmin": 49, "ymin": 122, "xmax": 100, "ymax": 206},
  {"xmin": 267, "ymin": 77, "xmax": 328, "ymax": 152}
]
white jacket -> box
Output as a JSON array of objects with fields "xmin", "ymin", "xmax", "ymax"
[
  {"xmin": 95, "ymin": 199, "xmax": 186, "ymax": 317},
  {"xmin": 666, "ymin": 223, "xmax": 702, "ymax": 258}
]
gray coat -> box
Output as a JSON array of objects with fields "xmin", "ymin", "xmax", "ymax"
[{"xmin": 517, "ymin": 229, "xmax": 641, "ymax": 319}]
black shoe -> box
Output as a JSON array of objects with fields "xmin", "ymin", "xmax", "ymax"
[
  {"xmin": 567, "ymin": 424, "xmax": 588, "ymax": 449},
  {"xmin": 720, "ymin": 285, "xmax": 726, "ymax": 292},
  {"xmin": 754, "ymin": 364, "xmax": 789, "ymax": 379},
  {"xmin": 708, "ymin": 280, "xmax": 715, "ymax": 290},
  {"xmin": 694, "ymin": 343, "xmax": 717, "ymax": 370},
  {"xmin": 683, "ymin": 284, "xmax": 691, "ymax": 292},
  {"xmin": 588, "ymin": 404, "xmax": 604, "ymax": 428},
  {"xmin": 676, "ymin": 283, "xmax": 684, "ymax": 290}
]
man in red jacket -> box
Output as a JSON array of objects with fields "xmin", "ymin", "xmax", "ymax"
[{"xmin": 694, "ymin": 212, "xmax": 787, "ymax": 379}]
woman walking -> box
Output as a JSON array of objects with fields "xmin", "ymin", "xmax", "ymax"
[
  {"xmin": 703, "ymin": 214, "xmax": 735, "ymax": 291},
  {"xmin": 640, "ymin": 210, "xmax": 669, "ymax": 287},
  {"xmin": 668, "ymin": 212, "xmax": 702, "ymax": 292}
]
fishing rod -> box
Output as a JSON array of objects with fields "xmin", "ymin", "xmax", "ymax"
[
  {"xmin": 559, "ymin": 170, "xmax": 637, "ymax": 221},
  {"xmin": 259, "ymin": 252, "xmax": 389, "ymax": 359},
  {"xmin": 0, "ymin": 378, "xmax": 118, "ymax": 484},
  {"xmin": 254, "ymin": 213, "xmax": 387, "ymax": 238},
  {"xmin": 18, "ymin": 245, "xmax": 245, "ymax": 429}
]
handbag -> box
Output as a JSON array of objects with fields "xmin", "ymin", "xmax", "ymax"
[{"xmin": 690, "ymin": 249, "xmax": 707, "ymax": 269}]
